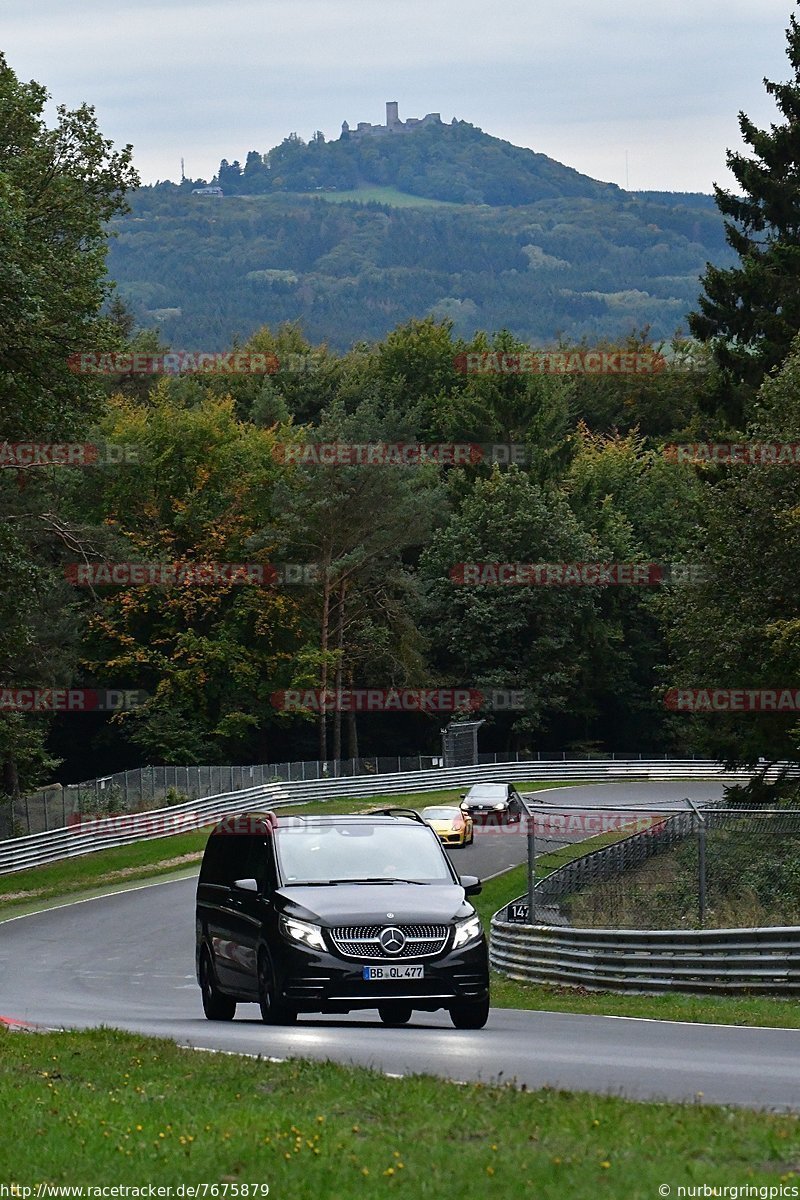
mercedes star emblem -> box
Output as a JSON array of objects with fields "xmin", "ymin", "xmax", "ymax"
[{"xmin": 379, "ymin": 926, "xmax": 406, "ymax": 955}]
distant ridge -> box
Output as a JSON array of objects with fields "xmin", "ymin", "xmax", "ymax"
[
  {"xmin": 214, "ymin": 115, "xmax": 623, "ymax": 206},
  {"xmin": 631, "ymin": 191, "xmax": 716, "ymax": 208},
  {"xmin": 113, "ymin": 112, "xmax": 732, "ymax": 353}
]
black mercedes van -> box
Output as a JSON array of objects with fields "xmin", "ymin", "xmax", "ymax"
[{"xmin": 195, "ymin": 808, "xmax": 490, "ymax": 1028}]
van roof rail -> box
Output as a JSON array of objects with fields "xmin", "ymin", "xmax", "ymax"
[
  {"xmin": 362, "ymin": 806, "xmax": 426, "ymax": 824},
  {"xmin": 211, "ymin": 811, "xmax": 278, "ymax": 835}
]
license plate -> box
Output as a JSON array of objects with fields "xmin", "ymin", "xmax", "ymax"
[{"xmin": 362, "ymin": 964, "xmax": 424, "ymax": 980}]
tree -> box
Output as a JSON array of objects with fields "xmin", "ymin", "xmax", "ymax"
[
  {"xmin": 416, "ymin": 468, "xmax": 604, "ymax": 745},
  {"xmin": 0, "ymin": 54, "xmax": 136, "ymax": 433},
  {"xmin": 664, "ymin": 332, "xmax": 800, "ymax": 765},
  {"xmin": 242, "ymin": 150, "xmax": 269, "ymax": 191},
  {"xmin": 272, "ymin": 388, "xmax": 443, "ymax": 760},
  {"xmin": 564, "ymin": 427, "xmax": 704, "ymax": 751},
  {"xmin": 0, "ymin": 54, "xmax": 137, "ymax": 832},
  {"xmin": 74, "ymin": 387, "xmax": 306, "ymax": 764},
  {"xmin": 689, "ymin": 7, "xmax": 800, "ymax": 411},
  {"xmin": 215, "ymin": 158, "xmax": 244, "ymax": 192}
]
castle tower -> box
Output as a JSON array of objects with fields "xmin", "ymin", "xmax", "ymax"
[{"xmin": 386, "ymin": 101, "xmax": 400, "ymax": 129}]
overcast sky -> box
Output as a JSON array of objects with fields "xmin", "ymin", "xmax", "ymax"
[{"xmin": 3, "ymin": 0, "xmax": 796, "ymax": 192}]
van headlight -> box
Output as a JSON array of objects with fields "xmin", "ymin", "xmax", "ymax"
[
  {"xmin": 452, "ymin": 914, "xmax": 482, "ymax": 949},
  {"xmin": 279, "ymin": 915, "xmax": 326, "ymax": 950}
]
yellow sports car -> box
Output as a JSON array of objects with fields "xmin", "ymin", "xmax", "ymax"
[{"xmin": 421, "ymin": 805, "xmax": 474, "ymax": 848}]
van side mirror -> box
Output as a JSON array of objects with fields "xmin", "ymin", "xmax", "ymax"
[
  {"xmin": 459, "ymin": 875, "xmax": 482, "ymax": 897},
  {"xmin": 233, "ymin": 877, "xmax": 259, "ymax": 893}
]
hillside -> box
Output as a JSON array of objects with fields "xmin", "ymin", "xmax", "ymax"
[
  {"xmin": 215, "ymin": 118, "xmax": 623, "ymax": 206},
  {"xmin": 106, "ymin": 121, "xmax": 735, "ymax": 351}
]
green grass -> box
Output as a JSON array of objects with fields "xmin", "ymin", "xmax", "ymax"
[
  {"xmin": 488, "ymin": 975, "xmax": 800, "ymax": 1027},
  {"xmin": 1, "ymin": 1026, "xmax": 798, "ymax": 1195},
  {"xmin": 0, "ymin": 827, "xmax": 209, "ymax": 915},
  {"xmin": 297, "ymin": 184, "xmax": 462, "ymax": 208},
  {"xmin": 0, "ymin": 781, "xmax": 571, "ymax": 922}
]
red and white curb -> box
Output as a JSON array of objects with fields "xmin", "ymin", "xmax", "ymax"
[{"xmin": 0, "ymin": 1015, "xmax": 44, "ymax": 1032}]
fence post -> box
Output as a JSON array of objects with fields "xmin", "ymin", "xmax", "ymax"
[
  {"xmin": 526, "ymin": 809, "xmax": 536, "ymax": 925},
  {"xmin": 684, "ymin": 797, "xmax": 707, "ymax": 928},
  {"xmin": 698, "ymin": 818, "xmax": 707, "ymax": 927}
]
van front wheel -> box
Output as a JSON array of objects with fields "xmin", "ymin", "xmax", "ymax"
[
  {"xmin": 449, "ymin": 996, "xmax": 490, "ymax": 1029},
  {"xmin": 258, "ymin": 952, "xmax": 297, "ymax": 1025},
  {"xmin": 378, "ymin": 1002, "xmax": 412, "ymax": 1025}
]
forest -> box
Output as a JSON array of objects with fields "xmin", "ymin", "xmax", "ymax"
[
  {"xmin": 105, "ymin": 120, "xmax": 734, "ymax": 353},
  {"xmin": 4, "ymin": 14, "xmax": 800, "ymax": 826}
]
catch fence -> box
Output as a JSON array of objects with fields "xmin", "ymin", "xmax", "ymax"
[
  {"xmin": 491, "ymin": 800, "xmax": 800, "ymax": 992},
  {"xmin": 12, "ymin": 753, "xmax": 771, "ymax": 836}
]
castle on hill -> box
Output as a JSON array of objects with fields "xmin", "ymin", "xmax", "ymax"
[{"xmin": 341, "ymin": 101, "xmax": 446, "ymax": 140}]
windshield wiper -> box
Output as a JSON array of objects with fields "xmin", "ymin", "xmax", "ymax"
[
  {"xmin": 371, "ymin": 877, "xmax": 430, "ymax": 885},
  {"xmin": 337, "ymin": 876, "xmax": 432, "ymax": 885},
  {"xmin": 285, "ymin": 877, "xmax": 431, "ymax": 886}
]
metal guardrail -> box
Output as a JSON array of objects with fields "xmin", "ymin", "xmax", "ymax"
[
  {"xmin": 17, "ymin": 751, "xmax": 768, "ymax": 836},
  {"xmin": 490, "ymin": 803, "xmax": 800, "ymax": 993},
  {"xmin": 489, "ymin": 922, "xmax": 800, "ymax": 993},
  {"xmin": 0, "ymin": 758, "xmax": 754, "ymax": 875}
]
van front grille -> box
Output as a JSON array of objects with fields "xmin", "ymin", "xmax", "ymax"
[{"xmin": 329, "ymin": 924, "xmax": 449, "ymax": 959}]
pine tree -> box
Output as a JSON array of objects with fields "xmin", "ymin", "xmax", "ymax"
[{"xmin": 689, "ymin": 7, "xmax": 800, "ymax": 410}]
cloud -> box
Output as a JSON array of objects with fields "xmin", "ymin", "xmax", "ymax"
[{"xmin": 2, "ymin": 0, "xmax": 795, "ymax": 190}]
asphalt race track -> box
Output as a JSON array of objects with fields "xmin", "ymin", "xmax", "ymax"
[{"xmin": 2, "ymin": 780, "xmax": 799, "ymax": 1111}]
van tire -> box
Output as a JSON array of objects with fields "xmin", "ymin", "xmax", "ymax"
[
  {"xmin": 378, "ymin": 1002, "xmax": 412, "ymax": 1025},
  {"xmin": 258, "ymin": 951, "xmax": 297, "ymax": 1025},
  {"xmin": 449, "ymin": 996, "xmax": 490, "ymax": 1029}
]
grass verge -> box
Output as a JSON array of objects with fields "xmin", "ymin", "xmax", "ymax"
[
  {"xmin": 1, "ymin": 1026, "xmax": 798, "ymax": 1195},
  {"xmin": 300, "ymin": 184, "xmax": 462, "ymax": 207}
]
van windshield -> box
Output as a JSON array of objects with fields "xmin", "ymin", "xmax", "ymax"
[{"xmin": 274, "ymin": 822, "xmax": 453, "ymax": 885}]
